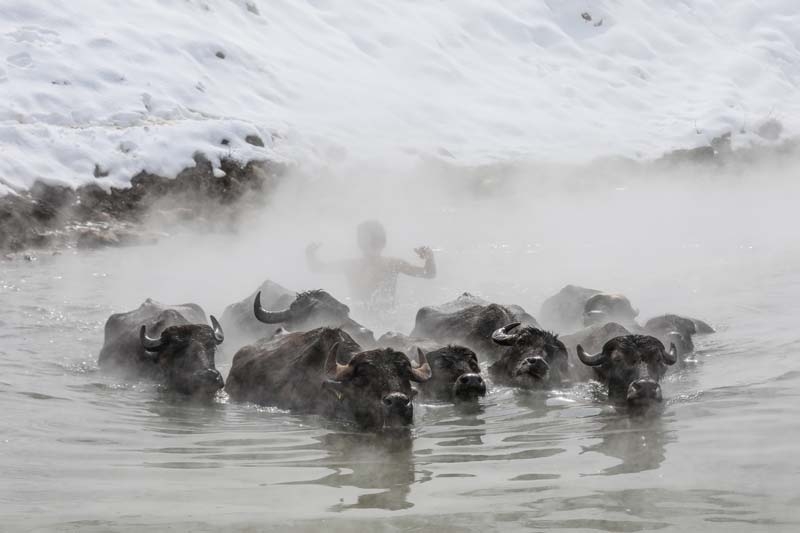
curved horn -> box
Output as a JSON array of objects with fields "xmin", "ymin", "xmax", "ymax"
[
  {"xmin": 576, "ymin": 344, "xmax": 608, "ymax": 366},
  {"xmin": 140, "ymin": 325, "xmax": 165, "ymax": 351},
  {"xmin": 325, "ymin": 342, "xmax": 354, "ymax": 381},
  {"xmin": 663, "ymin": 342, "xmax": 678, "ymax": 366},
  {"xmin": 253, "ymin": 291, "xmax": 293, "ymax": 324},
  {"xmin": 410, "ymin": 347, "xmax": 432, "ymax": 382},
  {"xmin": 491, "ymin": 322, "xmax": 521, "ymax": 346},
  {"xmin": 210, "ymin": 315, "xmax": 224, "ymax": 345}
]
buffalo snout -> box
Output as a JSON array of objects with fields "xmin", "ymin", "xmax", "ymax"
[
  {"xmin": 453, "ymin": 373, "xmax": 486, "ymax": 399},
  {"xmin": 382, "ymin": 392, "xmax": 413, "ymax": 426},
  {"xmin": 191, "ymin": 368, "xmax": 225, "ymax": 394},
  {"xmin": 626, "ymin": 378, "xmax": 662, "ymax": 405},
  {"xmin": 516, "ymin": 356, "xmax": 550, "ymax": 380}
]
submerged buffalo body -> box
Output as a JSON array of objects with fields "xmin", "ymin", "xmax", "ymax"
[
  {"xmin": 252, "ymin": 289, "xmax": 375, "ymax": 346},
  {"xmin": 411, "ymin": 293, "xmax": 538, "ymax": 360},
  {"xmin": 540, "ymin": 285, "xmax": 714, "ymax": 358},
  {"xmin": 577, "ymin": 334, "xmax": 677, "ymax": 411},
  {"xmin": 583, "ymin": 293, "xmax": 639, "ymax": 328},
  {"xmin": 644, "ymin": 314, "xmax": 715, "ymax": 358},
  {"xmin": 220, "ymin": 280, "xmax": 375, "ymax": 347},
  {"xmin": 98, "ymin": 299, "xmax": 225, "ymax": 397},
  {"xmin": 539, "ymin": 285, "xmax": 602, "ymax": 332},
  {"xmin": 377, "ymin": 331, "xmax": 442, "ymax": 355},
  {"xmin": 225, "ymin": 328, "xmax": 431, "ymax": 429},
  {"xmin": 488, "ymin": 323, "xmax": 569, "ymax": 389},
  {"xmin": 539, "ymin": 285, "xmax": 638, "ymax": 332},
  {"xmin": 219, "ymin": 279, "xmax": 295, "ymax": 346}
]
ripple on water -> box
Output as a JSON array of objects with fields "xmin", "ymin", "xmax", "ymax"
[{"xmin": 17, "ymin": 391, "xmax": 72, "ymax": 401}]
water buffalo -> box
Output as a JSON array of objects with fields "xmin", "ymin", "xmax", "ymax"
[
  {"xmin": 539, "ymin": 285, "xmax": 601, "ymax": 332},
  {"xmin": 420, "ymin": 346, "xmax": 486, "ymax": 401},
  {"xmin": 220, "ymin": 279, "xmax": 375, "ymax": 347},
  {"xmin": 253, "ymin": 289, "xmax": 375, "ymax": 346},
  {"xmin": 98, "ymin": 299, "xmax": 225, "ymax": 398},
  {"xmin": 225, "ymin": 327, "xmax": 431, "ymax": 429},
  {"xmin": 577, "ymin": 334, "xmax": 677, "ymax": 412},
  {"xmin": 488, "ymin": 322, "xmax": 569, "ymax": 389},
  {"xmin": 583, "ymin": 293, "xmax": 639, "ymax": 328},
  {"xmin": 411, "ymin": 293, "xmax": 538, "ymax": 360},
  {"xmin": 377, "ymin": 331, "xmax": 486, "ymax": 401},
  {"xmin": 644, "ymin": 314, "xmax": 716, "ymax": 358},
  {"xmin": 539, "ymin": 285, "xmax": 638, "ymax": 332},
  {"xmin": 540, "ymin": 285, "xmax": 714, "ymax": 347},
  {"xmin": 219, "ymin": 279, "xmax": 295, "ymax": 345}
]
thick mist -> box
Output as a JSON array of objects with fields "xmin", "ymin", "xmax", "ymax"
[{"xmin": 64, "ymin": 149, "xmax": 800, "ymax": 341}]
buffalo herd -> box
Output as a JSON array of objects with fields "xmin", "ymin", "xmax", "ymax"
[{"xmin": 98, "ymin": 282, "xmax": 714, "ymax": 429}]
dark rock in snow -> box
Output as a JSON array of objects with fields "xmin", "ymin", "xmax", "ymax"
[
  {"xmin": 0, "ymin": 155, "xmax": 286, "ymax": 252},
  {"xmin": 245, "ymin": 134, "xmax": 265, "ymax": 147}
]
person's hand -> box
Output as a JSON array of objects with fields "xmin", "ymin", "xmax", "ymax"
[{"xmin": 414, "ymin": 246, "xmax": 434, "ymax": 260}]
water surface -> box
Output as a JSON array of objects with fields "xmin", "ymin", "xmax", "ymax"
[{"xmin": 2, "ymin": 215, "xmax": 799, "ymax": 532}]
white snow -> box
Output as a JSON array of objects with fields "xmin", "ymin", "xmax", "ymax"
[{"xmin": 1, "ymin": 0, "xmax": 799, "ymax": 193}]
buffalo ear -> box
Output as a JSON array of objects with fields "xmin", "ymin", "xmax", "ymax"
[{"xmin": 410, "ymin": 348, "xmax": 432, "ymax": 382}]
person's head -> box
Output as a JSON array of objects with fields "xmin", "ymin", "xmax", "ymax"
[{"xmin": 356, "ymin": 220, "xmax": 386, "ymax": 256}]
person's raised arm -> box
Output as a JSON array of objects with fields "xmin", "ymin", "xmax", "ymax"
[{"xmin": 396, "ymin": 246, "xmax": 437, "ymax": 279}]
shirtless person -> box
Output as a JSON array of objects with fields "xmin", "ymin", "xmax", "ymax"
[{"xmin": 306, "ymin": 220, "xmax": 436, "ymax": 311}]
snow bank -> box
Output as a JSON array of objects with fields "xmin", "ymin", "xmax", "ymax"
[{"xmin": 1, "ymin": 0, "xmax": 799, "ymax": 192}]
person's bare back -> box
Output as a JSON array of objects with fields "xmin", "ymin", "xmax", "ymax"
[{"xmin": 306, "ymin": 220, "xmax": 435, "ymax": 311}]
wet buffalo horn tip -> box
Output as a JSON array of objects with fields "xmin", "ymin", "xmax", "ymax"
[
  {"xmin": 253, "ymin": 291, "xmax": 293, "ymax": 324},
  {"xmin": 664, "ymin": 343, "xmax": 678, "ymax": 365},
  {"xmin": 576, "ymin": 344, "xmax": 608, "ymax": 366},
  {"xmin": 491, "ymin": 322, "xmax": 521, "ymax": 346},
  {"xmin": 210, "ymin": 315, "xmax": 224, "ymax": 344},
  {"xmin": 140, "ymin": 324, "xmax": 164, "ymax": 351}
]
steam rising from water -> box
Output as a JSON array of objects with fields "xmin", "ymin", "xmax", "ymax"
[{"xmin": 84, "ymin": 149, "xmax": 800, "ymax": 340}]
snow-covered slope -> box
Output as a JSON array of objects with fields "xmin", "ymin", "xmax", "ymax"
[{"xmin": 1, "ymin": 0, "xmax": 799, "ymax": 193}]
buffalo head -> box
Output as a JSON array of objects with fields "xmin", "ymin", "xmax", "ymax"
[
  {"xmin": 139, "ymin": 315, "xmax": 225, "ymax": 398},
  {"xmin": 489, "ymin": 322, "xmax": 569, "ymax": 388},
  {"xmin": 644, "ymin": 314, "xmax": 699, "ymax": 357},
  {"xmin": 322, "ymin": 344, "xmax": 431, "ymax": 429},
  {"xmin": 577, "ymin": 334, "xmax": 677, "ymax": 411},
  {"xmin": 421, "ymin": 345, "xmax": 486, "ymax": 401},
  {"xmin": 583, "ymin": 293, "xmax": 639, "ymax": 327}
]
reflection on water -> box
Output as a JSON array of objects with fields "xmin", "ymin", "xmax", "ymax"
[
  {"xmin": 581, "ymin": 413, "xmax": 674, "ymax": 476},
  {"xmin": 298, "ymin": 431, "xmax": 417, "ymax": 512},
  {"xmin": 2, "ymin": 246, "xmax": 800, "ymax": 531}
]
